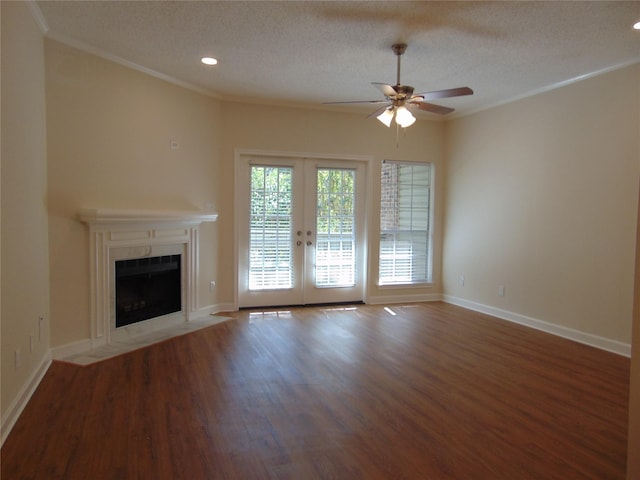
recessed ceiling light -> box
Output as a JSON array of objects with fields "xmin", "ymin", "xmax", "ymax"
[
  {"xmin": 634, "ymin": 21, "xmax": 640, "ymax": 30},
  {"xmin": 201, "ymin": 57, "xmax": 218, "ymax": 65}
]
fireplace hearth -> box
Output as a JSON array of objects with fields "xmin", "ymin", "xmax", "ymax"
[{"xmin": 115, "ymin": 254, "xmax": 182, "ymax": 328}]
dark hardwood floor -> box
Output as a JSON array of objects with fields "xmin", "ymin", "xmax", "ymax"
[{"xmin": 1, "ymin": 302, "xmax": 630, "ymax": 479}]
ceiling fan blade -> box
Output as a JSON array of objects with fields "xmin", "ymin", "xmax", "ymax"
[
  {"xmin": 372, "ymin": 82, "xmax": 398, "ymax": 97},
  {"xmin": 413, "ymin": 87, "xmax": 474, "ymax": 101},
  {"xmin": 367, "ymin": 104, "xmax": 392, "ymax": 119},
  {"xmin": 323, "ymin": 99, "xmax": 389, "ymax": 105},
  {"xmin": 411, "ymin": 102, "xmax": 455, "ymax": 115}
]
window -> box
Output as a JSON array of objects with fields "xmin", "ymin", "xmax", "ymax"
[{"xmin": 379, "ymin": 161, "xmax": 432, "ymax": 285}]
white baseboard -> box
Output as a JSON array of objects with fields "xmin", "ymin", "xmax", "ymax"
[
  {"xmin": 1, "ymin": 351, "xmax": 52, "ymax": 446},
  {"xmin": 51, "ymin": 338, "xmax": 95, "ymax": 360},
  {"xmin": 442, "ymin": 295, "xmax": 631, "ymax": 357},
  {"xmin": 16, "ymin": 295, "xmax": 628, "ymax": 450},
  {"xmin": 53, "ymin": 298, "xmax": 629, "ymax": 357},
  {"xmin": 366, "ymin": 292, "xmax": 443, "ymax": 305}
]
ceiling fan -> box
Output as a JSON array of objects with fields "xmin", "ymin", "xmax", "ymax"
[{"xmin": 325, "ymin": 43, "xmax": 473, "ymax": 127}]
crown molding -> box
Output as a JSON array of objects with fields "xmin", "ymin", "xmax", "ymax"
[{"xmin": 26, "ymin": 0, "xmax": 49, "ymax": 34}]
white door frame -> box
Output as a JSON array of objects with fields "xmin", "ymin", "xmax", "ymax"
[{"xmin": 233, "ymin": 149, "xmax": 373, "ymax": 310}]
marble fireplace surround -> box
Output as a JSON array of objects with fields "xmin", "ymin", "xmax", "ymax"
[{"xmin": 79, "ymin": 208, "xmax": 218, "ymax": 349}]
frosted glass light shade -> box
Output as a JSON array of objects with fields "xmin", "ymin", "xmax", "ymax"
[
  {"xmin": 395, "ymin": 106, "xmax": 416, "ymax": 128},
  {"xmin": 377, "ymin": 108, "xmax": 394, "ymax": 127}
]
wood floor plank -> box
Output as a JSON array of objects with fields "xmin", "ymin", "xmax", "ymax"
[{"xmin": 1, "ymin": 302, "xmax": 630, "ymax": 479}]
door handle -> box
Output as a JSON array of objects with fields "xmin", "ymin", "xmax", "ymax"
[
  {"xmin": 306, "ymin": 241, "xmax": 312, "ymax": 246},
  {"xmin": 296, "ymin": 240, "xmax": 302, "ymax": 246},
  {"xmin": 307, "ymin": 230, "xmax": 312, "ymax": 236}
]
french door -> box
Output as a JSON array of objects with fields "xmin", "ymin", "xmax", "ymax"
[{"xmin": 237, "ymin": 155, "xmax": 366, "ymax": 308}]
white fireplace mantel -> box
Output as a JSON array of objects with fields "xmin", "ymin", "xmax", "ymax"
[
  {"xmin": 79, "ymin": 208, "xmax": 218, "ymax": 226},
  {"xmin": 79, "ymin": 208, "xmax": 218, "ymax": 347}
]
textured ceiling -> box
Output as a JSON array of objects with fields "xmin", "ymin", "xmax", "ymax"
[{"xmin": 36, "ymin": 1, "xmax": 640, "ymax": 118}]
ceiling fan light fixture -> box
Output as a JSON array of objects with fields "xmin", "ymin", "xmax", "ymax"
[
  {"xmin": 324, "ymin": 43, "xmax": 473, "ymax": 133},
  {"xmin": 201, "ymin": 57, "xmax": 218, "ymax": 65},
  {"xmin": 377, "ymin": 108, "xmax": 394, "ymax": 127},
  {"xmin": 395, "ymin": 106, "xmax": 416, "ymax": 128},
  {"xmin": 634, "ymin": 21, "xmax": 640, "ymax": 30}
]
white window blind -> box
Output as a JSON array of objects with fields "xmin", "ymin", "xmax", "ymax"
[
  {"xmin": 315, "ymin": 168, "xmax": 356, "ymax": 287},
  {"xmin": 379, "ymin": 161, "xmax": 432, "ymax": 285},
  {"xmin": 249, "ymin": 165, "xmax": 293, "ymax": 290}
]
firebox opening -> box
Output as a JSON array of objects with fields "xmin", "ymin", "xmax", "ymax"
[{"xmin": 115, "ymin": 254, "xmax": 182, "ymax": 328}]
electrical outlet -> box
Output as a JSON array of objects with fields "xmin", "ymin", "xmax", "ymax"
[
  {"xmin": 210, "ymin": 280, "xmax": 216, "ymax": 291},
  {"xmin": 459, "ymin": 275, "xmax": 465, "ymax": 286},
  {"xmin": 39, "ymin": 315, "xmax": 44, "ymax": 341},
  {"xmin": 498, "ymin": 285, "xmax": 505, "ymax": 297}
]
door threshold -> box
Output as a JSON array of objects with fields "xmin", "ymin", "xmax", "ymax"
[{"xmin": 239, "ymin": 301, "xmax": 364, "ymax": 311}]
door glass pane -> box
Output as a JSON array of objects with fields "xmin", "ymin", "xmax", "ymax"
[
  {"xmin": 315, "ymin": 168, "xmax": 356, "ymax": 287},
  {"xmin": 249, "ymin": 166, "xmax": 293, "ymax": 290}
]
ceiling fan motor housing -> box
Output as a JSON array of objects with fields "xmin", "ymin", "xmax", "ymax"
[{"xmin": 392, "ymin": 84, "xmax": 414, "ymax": 99}]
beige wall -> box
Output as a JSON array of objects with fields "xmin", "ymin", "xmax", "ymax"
[
  {"xmin": 1, "ymin": 2, "xmax": 51, "ymax": 423},
  {"xmin": 44, "ymin": 41, "xmax": 445, "ymax": 348},
  {"xmin": 218, "ymin": 101, "xmax": 446, "ymax": 304},
  {"xmin": 443, "ymin": 64, "xmax": 640, "ymax": 344},
  {"xmin": 45, "ymin": 40, "xmax": 222, "ymax": 347},
  {"xmin": 42, "ymin": 39, "xmax": 640, "ymax": 348}
]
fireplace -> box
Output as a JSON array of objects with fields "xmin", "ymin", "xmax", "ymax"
[
  {"xmin": 115, "ymin": 254, "xmax": 182, "ymax": 328},
  {"xmin": 79, "ymin": 208, "xmax": 218, "ymax": 347}
]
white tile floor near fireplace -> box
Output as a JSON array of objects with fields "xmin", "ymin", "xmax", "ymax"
[{"xmin": 60, "ymin": 313, "xmax": 231, "ymax": 366}]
